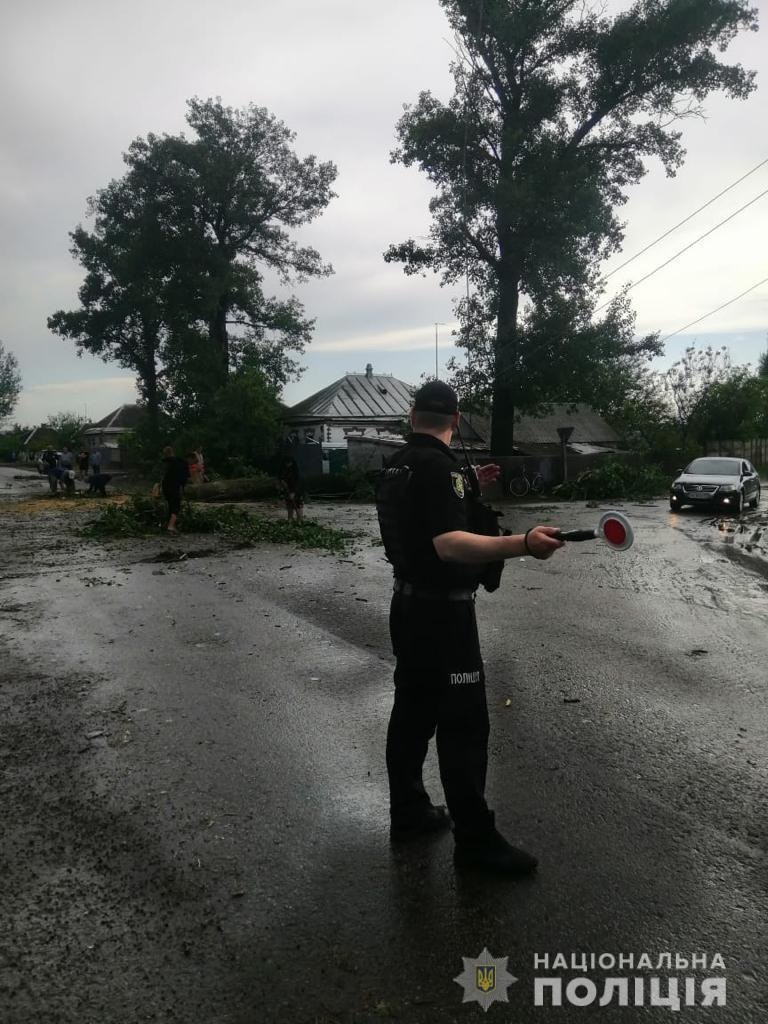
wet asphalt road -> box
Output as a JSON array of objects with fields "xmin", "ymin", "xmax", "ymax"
[{"xmin": 1, "ymin": 466, "xmax": 767, "ymax": 1023}]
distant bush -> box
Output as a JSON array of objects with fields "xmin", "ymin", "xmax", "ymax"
[{"xmin": 553, "ymin": 460, "xmax": 668, "ymax": 501}]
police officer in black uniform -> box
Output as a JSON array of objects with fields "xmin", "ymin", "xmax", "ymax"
[{"xmin": 376, "ymin": 381, "xmax": 564, "ymax": 874}]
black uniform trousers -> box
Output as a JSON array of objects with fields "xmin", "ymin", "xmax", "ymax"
[{"xmin": 386, "ymin": 590, "xmax": 494, "ymax": 838}]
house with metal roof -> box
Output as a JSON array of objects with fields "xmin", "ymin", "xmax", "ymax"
[
  {"xmin": 22, "ymin": 424, "xmax": 61, "ymax": 451},
  {"xmin": 283, "ymin": 364, "xmax": 414, "ymax": 449},
  {"xmin": 82, "ymin": 403, "xmax": 146, "ymax": 467},
  {"xmin": 285, "ymin": 366, "xmax": 624, "ymax": 480}
]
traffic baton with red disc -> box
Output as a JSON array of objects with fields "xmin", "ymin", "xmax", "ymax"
[{"xmin": 554, "ymin": 510, "xmax": 634, "ymax": 551}]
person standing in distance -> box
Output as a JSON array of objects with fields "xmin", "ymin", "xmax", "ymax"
[
  {"xmin": 77, "ymin": 449, "xmax": 90, "ymax": 481},
  {"xmin": 161, "ymin": 446, "xmax": 190, "ymax": 533},
  {"xmin": 376, "ymin": 381, "xmax": 564, "ymax": 874},
  {"xmin": 278, "ymin": 457, "xmax": 305, "ymax": 522}
]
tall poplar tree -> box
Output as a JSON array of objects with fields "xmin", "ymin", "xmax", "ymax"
[
  {"xmin": 50, "ymin": 98, "xmax": 337, "ymax": 433},
  {"xmin": 386, "ymin": 0, "xmax": 757, "ymax": 451}
]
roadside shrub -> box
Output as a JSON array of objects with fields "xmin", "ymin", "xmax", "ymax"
[{"xmin": 553, "ymin": 460, "xmax": 668, "ymax": 501}]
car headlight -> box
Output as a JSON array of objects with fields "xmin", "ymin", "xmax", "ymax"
[
  {"xmin": 672, "ymin": 483, "xmax": 684, "ymax": 491},
  {"xmin": 718, "ymin": 485, "xmax": 737, "ymax": 493}
]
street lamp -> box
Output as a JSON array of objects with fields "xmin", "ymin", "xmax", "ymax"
[
  {"xmin": 557, "ymin": 426, "xmax": 574, "ymax": 482},
  {"xmin": 434, "ymin": 322, "xmax": 445, "ymax": 378}
]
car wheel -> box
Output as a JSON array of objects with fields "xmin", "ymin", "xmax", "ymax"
[
  {"xmin": 735, "ymin": 491, "xmax": 744, "ymax": 515},
  {"xmin": 751, "ymin": 487, "xmax": 761, "ymax": 509}
]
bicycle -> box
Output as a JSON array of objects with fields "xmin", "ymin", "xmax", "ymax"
[{"xmin": 508, "ymin": 470, "xmax": 544, "ymax": 497}]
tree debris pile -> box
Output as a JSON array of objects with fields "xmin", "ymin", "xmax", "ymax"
[
  {"xmin": 81, "ymin": 495, "xmax": 352, "ymax": 552},
  {"xmin": 553, "ymin": 461, "xmax": 668, "ymax": 501}
]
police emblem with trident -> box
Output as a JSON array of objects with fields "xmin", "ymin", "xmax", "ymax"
[{"xmin": 454, "ymin": 948, "xmax": 517, "ymax": 1012}]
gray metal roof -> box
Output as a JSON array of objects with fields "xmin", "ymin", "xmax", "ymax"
[
  {"xmin": 85, "ymin": 403, "xmax": 146, "ymax": 432},
  {"xmin": 458, "ymin": 405, "xmax": 618, "ymax": 446},
  {"xmin": 287, "ymin": 372, "xmax": 415, "ymax": 421},
  {"xmin": 569, "ymin": 442, "xmax": 622, "ymax": 455},
  {"xmin": 515, "ymin": 405, "xmax": 619, "ymax": 444},
  {"xmin": 287, "ymin": 378, "xmax": 617, "ymax": 450}
]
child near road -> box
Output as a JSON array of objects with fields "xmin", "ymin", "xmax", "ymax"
[{"xmin": 188, "ymin": 447, "xmax": 205, "ymax": 485}]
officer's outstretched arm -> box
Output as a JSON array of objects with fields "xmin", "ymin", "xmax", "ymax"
[{"xmin": 433, "ymin": 526, "xmax": 563, "ymax": 563}]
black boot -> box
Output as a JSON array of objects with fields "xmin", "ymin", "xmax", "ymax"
[
  {"xmin": 390, "ymin": 804, "xmax": 452, "ymax": 842},
  {"xmin": 453, "ymin": 816, "xmax": 538, "ymax": 875}
]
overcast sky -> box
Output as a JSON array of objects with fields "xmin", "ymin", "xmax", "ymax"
[{"xmin": 2, "ymin": 0, "xmax": 767, "ymax": 426}]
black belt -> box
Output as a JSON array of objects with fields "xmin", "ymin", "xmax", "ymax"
[{"xmin": 393, "ymin": 580, "xmax": 475, "ymax": 602}]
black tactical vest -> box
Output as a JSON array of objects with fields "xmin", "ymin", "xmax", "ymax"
[
  {"xmin": 375, "ymin": 464, "xmax": 413, "ymax": 581},
  {"xmin": 375, "ymin": 453, "xmax": 506, "ymax": 593}
]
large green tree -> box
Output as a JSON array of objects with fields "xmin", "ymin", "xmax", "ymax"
[
  {"xmin": 200, "ymin": 367, "xmax": 283, "ymax": 473},
  {"xmin": 757, "ymin": 337, "xmax": 768, "ymax": 378},
  {"xmin": 0, "ymin": 340, "xmax": 22, "ymax": 424},
  {"xmin": 48, "ymin": 175, "xmax": 174, "ymax": 438},
  {"xmin": 385, "ymin": 0, "xmax": 757, "ymax": 452},
  {"xmin": 445, "ymin": 287, "xmax": 661, "ymax": 419},
  {"xmin": 50, "ymin": 98, "xmax": 336, "ymax": 433},
  {"xmin": 663, "ymin": 344, "xmax": 736, "ymax": 445},
  {"xmin": 125, "ymin": 97, "xmax": 336, "ymax": 385},
  {"xmin": 46, "ymin": 411, "xmax": 90, "ymax": 450},
  {"xmin": 691, "ymin": 366, "xmax": 768, "ymax": 443}
]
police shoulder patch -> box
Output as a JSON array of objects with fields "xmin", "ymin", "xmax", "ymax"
[{"xmin": 450, "ymin": 471, "xmax": 465, "ymax": 499}]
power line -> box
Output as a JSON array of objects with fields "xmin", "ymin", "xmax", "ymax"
[
  {"xmin": 596, "ymin": 185, "xmax": 768, "ymax": 313},
  {"xmin": 488, "ymin": 275, "xmax": 768, "ymax": 394},
  {"xmin": 659, "ymin": 274, "xmax": 768, "ymax": 342},
  {"xmin": 492, "ymin": 165, "xmax": 768, "ymax": 391},
  {"xmin": 605, "ymin": 155, "xmax": 768, "ymax": 280}
]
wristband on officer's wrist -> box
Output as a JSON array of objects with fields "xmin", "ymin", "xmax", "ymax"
[{"xmin": 523, "ymin": 527, "xmax": 538, "ymax": 558}]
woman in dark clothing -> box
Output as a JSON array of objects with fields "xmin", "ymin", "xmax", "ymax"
[
  {"xmin": 278, "ymin": 457, "xmax": 304, "ymax": 522},
  {"xmin": 161, "ymin": 446, "xmax": 190, "ymax": 532}
]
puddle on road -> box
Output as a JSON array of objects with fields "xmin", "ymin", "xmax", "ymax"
[{"xmin": 663, "ymin": 505, "xmax": 768, "ymax": 613}]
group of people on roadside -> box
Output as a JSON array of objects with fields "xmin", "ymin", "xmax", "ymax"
[{"xmin": 43, "ymin": 447, "xmax": 111, "ymax": 496}]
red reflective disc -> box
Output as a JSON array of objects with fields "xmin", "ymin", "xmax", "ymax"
[{"xmin": 603, "ymin": 518, "xmax": 626, "ymax": 546}]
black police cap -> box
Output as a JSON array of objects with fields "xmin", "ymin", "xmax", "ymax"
[{"xmin": 412, "ymin": 380, "xmax": 459, "ymax": 415}]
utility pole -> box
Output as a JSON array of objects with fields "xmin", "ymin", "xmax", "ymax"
[
  {"xmin": 557, "ymin": 426, "xmax": 574, "ymax": 483},
  {"xmin": 434, "ymin": 322, "xmax": 445, "ymax": 378}
]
